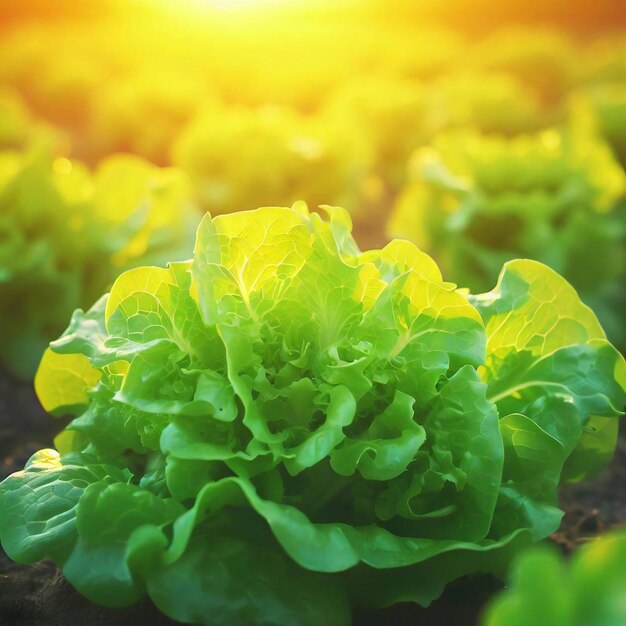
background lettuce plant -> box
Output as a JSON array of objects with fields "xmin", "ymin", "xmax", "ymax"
[
  {"xmin": 0, "ymin": 205, "xmax": 623, "ymax": 625},
  {"xmin": 322, "ymin": 77, "xmax": 439, "ymax": 191},
  {"xmin": 389, "ymin": 125, "xmax": 626, "ymax": 346},
  {"xmin": 469, "ymin": 27, "xmax": 579, "ymax": 106},
  {"xmin": 0, "ymin": 149, "xmax": 198, "ymax": 378},
  {"xmin": 572, "ymin": 83, "xmax": 626, "ymax": 168},
  {"xmin": 482, "ymin": 529, "xmax": 626, "ymax": 626},
  {"xmin": 433, "ymin": 71, "xmax": 552, "ymax": 135},
  {"xmin": 172, "ymin": 105, "xmax": 370, "ymax": 218}
]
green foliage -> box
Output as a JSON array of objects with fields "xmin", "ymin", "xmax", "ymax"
[
  {"xmin": 482, "ymin": 529, "xmax": 626, "ymax": 626},
  {"xmin": 389, "ymin": 125, "xmax": 626, "ymax": 346},
  {"xmin": 1, "ymin": 206, "xmax": 624, "ymax": 625},
  {"xmin": 0, "ymin": 149, "xmax": 198, "ymax": 378}
]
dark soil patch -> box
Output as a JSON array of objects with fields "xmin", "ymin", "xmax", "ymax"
[
  {"xmin": 552, "ymin": 431, "xmax": 626, "ymax": 554},
  {"xmin": 0, "ymin": 368, "xmax": 624, "ymax": 626},
  {"xmin": 0, "ymin": 371, "xmax": 57, "ymax": 481}
]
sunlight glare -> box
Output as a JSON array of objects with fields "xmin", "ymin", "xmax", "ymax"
[{"xmin": 185, "ymin": 0, "xmax": 291, "ymax": 10}]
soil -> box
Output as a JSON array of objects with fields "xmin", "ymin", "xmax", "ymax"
[{"xmin": 0, "ymin": 368, "xmax": 624, "ymax": 626}]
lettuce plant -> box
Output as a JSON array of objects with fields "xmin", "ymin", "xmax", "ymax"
[
  {"xmin": 573, "ymin": 83, "xmax": 626, "ymax": 168},
  {"xmin": 434, "ymin": 71, "xmax": 552, "ymax": 135},
  {"xmin": 482, "ymin": 529, "xmax": 626, "ymax": 626},
  {"xmin": 1, "ymin": 205, "xmax": 623, "ymax": 625},
  {"xmin": 323, "ymin": 77, "xmax": 439, "ymax": 189},
  {"xmin": 471, "ymin": 28, "xmax": 578, "ymax": 105},
  {"xmin": 0, "ymin": 149, "xmax": 198, "ymax": 378},
  {"xmin": 389, "ymin": 126, "xmax": 626, "ymax": 347},
  {"xmin": 172, "ymin": 105, "xmax": 370, "ymax": 218},
  {"xmin": 91, "ymin": 71, "xmax": 214, "ymax": 165},
  {"xmin": 0, "ymin": 28, "xmax": 100, "ymax": 138}
]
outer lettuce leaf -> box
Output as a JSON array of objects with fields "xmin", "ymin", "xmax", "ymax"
[
  {"xmin": 144, "ymin": 512, "xmax": 351, "ymax": 626},
  {"xmin": 470, "ymin": 260, "xmax": 624, "ymax": 463},
  {"xmin": 345, "ymin": 527, "xmax": 532, "ymax": 609},
  {"xmin": 0, "ymin": 449, "xmax": 129, "ymax": 564},
  {"xmin": 63, "ymin": 480, "xmax": 185, "ymax": 606},
  {"xmin": 469, "ymin": 260, "xmax": 625, "ymax": 539},
  {"xmin": 35, "ymin": 347, "xmax": 101, "ymax": 415}
]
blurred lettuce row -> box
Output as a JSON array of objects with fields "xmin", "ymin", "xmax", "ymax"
[
  {"xmin": 0, "ymin": 149, "xmax": 198, "ymax": 378},
  {"xmin": 389, "ymin": 124, "xmax": 626, "ymax": 347},
  {"xmin": 174, "ymin": 72, "xmax": 561, "ymax": 227},
  {"xmin": 0, "ymin": 28, "xmax": 103, "ymax": 152},
  {"xmin": 0, "ymin": 28, "xmax": 208, "ymax": 164},
  {"xmin": 431, "ymin": 71, "xmax": 555, "ymax": 135},
  {"xmin": 172, "ymin": 104, "xmax": 374, "ymax": 220},
  {"xmin": 580, "ymin": 36, "xmax": 626, "ymax": 87},
  {"xmin": 468, "ymin": 27, "xmax": 581, "ymax": 106},
  {"xmin": 321, "ymin": 71, "xmax": 552, "ymax": 199},
  {"xmin": 1, "ymin": 205, "xmax": 624, "ymax": 626},
  {"xmin": 482, "ymin": 529, "xmax": 626, "ymax": 626},
  {"xmin": 88, "ymin": 71, "xmax": 217, "ymax": 166},
  {"xmin": 322, "ymin": 77, "xmax": 439, "ymax": 193}
]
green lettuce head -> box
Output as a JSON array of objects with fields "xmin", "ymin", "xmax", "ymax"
[
  {"xmin": 482, "ymin": 529, "xmax": 626, "ymax": 626},
  {"xmin": 1, "ymin": 205, "xmax": 624, "ymax": 625}
]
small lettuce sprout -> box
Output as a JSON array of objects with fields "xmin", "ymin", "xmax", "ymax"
[
  {"xmin": 482, "ymin": 529, "xmax": 626, "ymax": 626},
  {"xmin": 0, "ymin": 150, "xmax": 198, "ymax": 377},
  {"xmin": 1, "ymin": 205, "xmax": 623, "ymax": 625}
]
